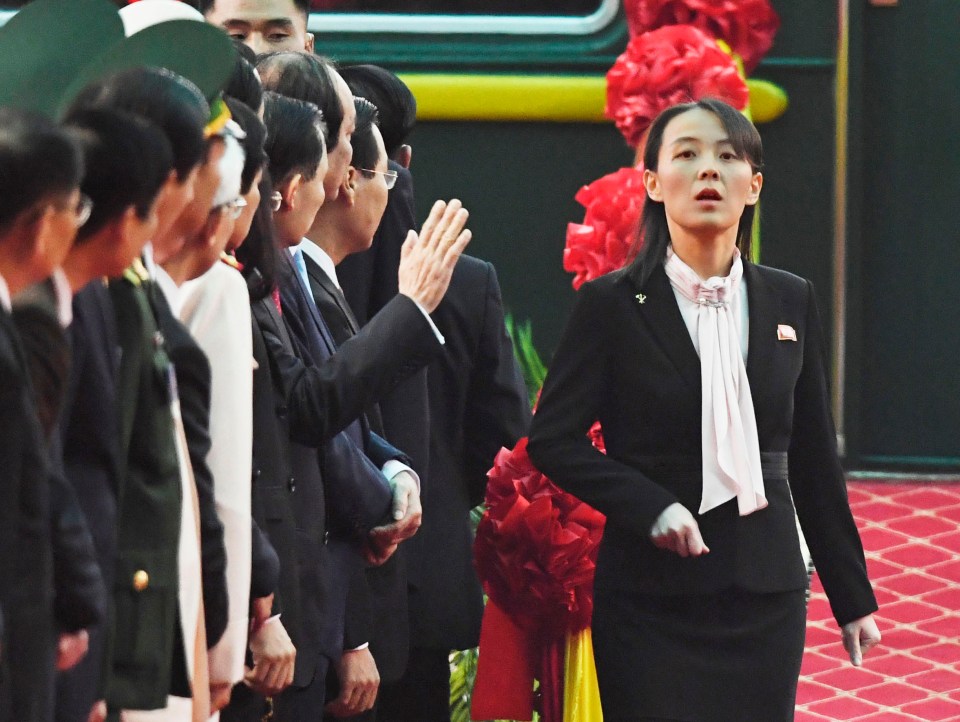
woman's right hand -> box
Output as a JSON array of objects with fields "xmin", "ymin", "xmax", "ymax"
[{"xmin": 650, "ymin": 503, "xmax": 710, "ymax": 557}]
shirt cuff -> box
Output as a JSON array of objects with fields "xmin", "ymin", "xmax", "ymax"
[
  {"xmin": 381, "ymin": 460, "xmax": 421, "ymax": 493},
  {"xmin": 411, "ymin": 297, "xmax": 445, "ymax": 345},
  {"xmin": 345, "ymin": 642, "xmax": 370, "ymax": 652}
]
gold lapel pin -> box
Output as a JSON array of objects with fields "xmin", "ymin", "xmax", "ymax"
[{"xmin": 636, "ymin": 293, "xmax": 647, "ymax": 304}]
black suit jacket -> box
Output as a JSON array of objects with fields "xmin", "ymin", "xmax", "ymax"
[
  {"xmin": 302, "ymin": 256, "xmax": 412, "ymax": 683},
  {"xmin": 251, "ymin": 274, "xmax": 407, "ymax": 687},
  {"xmin": 0, "ymin": 306, "xmax": 56, "ymax": 722},
  {"xmin": 55, "ymin": 283, "xmax": 123, "ymax": 721},
  {"xmin": 527, "ymin": 263, "xmax": 877, "ymax": 626},
  {"xmin": 409, "ymin": 256, "xmax": 531, "ymax": 650},
  {"xmin": 269, "ymin": 256, "xmax": 432, "ymax": 677}
]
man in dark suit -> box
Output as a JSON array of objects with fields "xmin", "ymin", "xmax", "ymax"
[
  {"xmin": 51, "ymin": 106, "xmax": 176, "ymax": 722},
  {"xmin": 0, "ymin": 107, "xmax": 86, "ymax": 722},
  {"xmin": 298, "ymin": 99, "xmax": 417, "ymax": 721},
  {"xmin": 334, "ymin": 67, "xmax": 532, "ymax": 722}
]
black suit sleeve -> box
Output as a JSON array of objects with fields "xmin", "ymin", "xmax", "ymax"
[
  {"xmin": 50, "ymin": 470, "xmax": 106, "ymax": 633},
  {"xmin": 260, "ymin": 294, "xmax": 440, "ymax": 447},
  {"xmin": 788, "ymin": 281, "xmax": 877, "ymax": 626},
  {"xmin": 341, "ymin": 562, "xmax": 373, "ymax": 651},
  {"xmin": 462, "ymin": 264, "xmax": 532, "ymax": 507},
  {"xmin": 365, "ymin": 430, "xmax": 409, "ymax": 470},
  {"xmin": 527, "ymin": 281, "xmax": 680, "ymax": 538},
  {"xmin": 249, "ymin": 517, "xmax": 280, "ymax": 600}
]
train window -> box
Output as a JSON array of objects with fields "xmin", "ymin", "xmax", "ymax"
[
  {"xmin": 310, "ymin": 0, "xmax": 603, "ymax": 15},
  {"xmin": 308, "ymin": 0, "xmax": 619, "ymax": 35}
]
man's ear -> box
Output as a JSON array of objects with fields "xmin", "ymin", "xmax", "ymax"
[
  {"xmin": 395, "ymin": 145, "xmax": 412, "ymax": 170},
  {"xmin": 342, "ymin": 167, "xmax": 359, "ymax": 206},
  {"xmin": 304, "ymin": 32, "xmax": 315, "ymax": 53},
  {"xmin": 745, "ymin": 172, "xmax": 763, "ymax": 206},
  {"xmin": 279, "ymin": 174, "xmax": 303, "ymax": 211},
  {"xmin": 643, "ymin": 168, "xmax": 663, "ymax": 202}
]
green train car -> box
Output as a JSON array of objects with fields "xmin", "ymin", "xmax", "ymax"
[{"xmin": 2, "ymin": 0, "xmax": 956, "ymax": 469}]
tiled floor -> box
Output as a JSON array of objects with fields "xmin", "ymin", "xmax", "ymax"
[{"xmin": 797, "ymin": 482, "xmax": 960, "ymax": 721}]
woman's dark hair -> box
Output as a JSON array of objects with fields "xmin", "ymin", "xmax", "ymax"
[
  {"xmin": 624, "ymin": 98, "xmax": 763, "ymax": 288},
  {"xmin": 262, "ymin": 91, "xmax": 326, "ymax": 185},
  {"xmin": 0, "ymin": 108, "xmax": 83, "ymax": 232},
  {"xmin": 234, "ymin": 170, "xmax": 280, "ymax": 302},
  {"xmin": 68, "ymin": 67, "xmax": 208, "ymax": 182},
  {"xmin": 351, "ymin": 97, "xmax": 381, "ymax": 177},
  {"xmin": 257, "ymin": 51, "xmax": 340, "ymax": 148},
  {"xmin": 224, "ymin": 96, "xmax": 266, "ymax": 195},
  {"xmin": 340, "ymin": 64, "xmax": 416, "ymax": 158},
  {"xmin": 226, "ymin": 44, "xmax": 264, "ymax": 113},
  {"xmin": 63, "ymin": 108, "xmax": 173, "ymax": 242}
]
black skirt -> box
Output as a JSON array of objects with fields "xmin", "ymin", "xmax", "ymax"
[{"xmin": 591, "ymin": 586, "xmax": 807, "ymax": 722}]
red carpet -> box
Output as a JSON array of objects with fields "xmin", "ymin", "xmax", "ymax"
[{"xmin": 797, "ymin": 481, "xmax": 960, "ymax": 721}]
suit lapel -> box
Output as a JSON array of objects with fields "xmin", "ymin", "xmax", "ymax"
[
  {"xmin": 627, "ymin": 264, "xmax": 702, "ymax": 394},
  {"xmin": 307, "ymin": 258, "xmax": 361, "ymax": 337},
  {"xmin": 743, "ymin": 261, "xmax": 782, "ymax": 395}
]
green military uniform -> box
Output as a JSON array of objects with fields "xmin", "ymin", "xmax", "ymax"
[{"xmin": 104, "ymin": 262, "xmax": 184, "ymax": 712}]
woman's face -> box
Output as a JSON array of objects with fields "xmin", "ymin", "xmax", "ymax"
[
  {"xmin": 227, "ymin": 169, "xmax": 263, "ymax": 252},
  {"xmin": 347, "ymin": 127, "xmax": 390, "ymax": 253},
  {"xmin": 644, "ymin": 107, "xmax": 762, "ymax": 241}
]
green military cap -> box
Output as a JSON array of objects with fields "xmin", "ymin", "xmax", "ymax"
[
  {"xmin": 60, "ymin": 18, "xmax": 237, "ymax": 116},
  {"xmin": 0, "ymin": 0, "xmax": 124, "ymax": 117}
]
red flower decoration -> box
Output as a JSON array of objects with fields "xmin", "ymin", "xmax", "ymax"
[
  {"xmin": 605, "ymin": 24, "xmax": 750, "ymax": 149},
  {"xmin": 475, "ymin": 438, "xmax": 606, "ymax": 638},
  {"xmin": 624, "ymin": 0, "xmax": 780, "ymax": 74},
  {"xmin": 564, "ymin": 166, "xmax": 646, "ymax": 290}
]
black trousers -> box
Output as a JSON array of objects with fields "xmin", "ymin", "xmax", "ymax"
[{"xmin": 377, "ymin": 647, "xmax": 450, "ymax": 722}]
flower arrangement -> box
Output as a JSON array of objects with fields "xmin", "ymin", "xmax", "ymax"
[
  {"xmin": 472, "ymin": 435, "xmax": 606, "ymax": 722},
  {"xmin": 564, "ymin": 165, "xmax": 647, "ymax": 290},
  {"xmin": 605, "ymin": 24, "xmax": 750, "ymax": 149},
  {"xmin": 623, "ymin": 0, "xmax": 780, "ymax": 73}
]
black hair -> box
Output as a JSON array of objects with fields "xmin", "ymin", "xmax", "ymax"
[
  {"xmin": 262, "ymin": 91, "xmax": 326, "ymax": 185},
  {"xmin": 351, "ymin": 97, "xmax": 381, "ymax": 177},
  {"xmin": 63, "ymin": 108, "xmax": 173, "ymax": 242},
  {"xmin": 226, "ymin": 44, "xmax": 264, "ymax": 113},
  {"xmin": 224, "ymin": 96, "xmax": 267, "ymax": 195},
  {"xmin": 234, "ymin": 170, "xmax": 280, "ymax": 302},
  {"xmin": 0, "ymin": 108, "xmax": 83, "ymax": 233},
  {"xmin": 198, "ymin": 0, "xmax": 310, "ymax": 19},
  {"xmin": 257, "ymin": 51, "xmax": 340, "ymax": 149},
  {"xmin": 340, "ymin": 64, "xmax": 416, "ymax": 158},
  {"xmin": 68, "ymin": 67, "xmax": 208, "ymax": 183},
  {"xmin": 624, "ymin": 98, "xmax": 763, "ymax": 288}
]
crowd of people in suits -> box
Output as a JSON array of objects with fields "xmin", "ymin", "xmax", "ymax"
[{"xmin": 0, "ymin": 0, "xmax": 532, "ymax": 720}]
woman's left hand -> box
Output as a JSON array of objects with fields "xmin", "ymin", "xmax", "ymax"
[{"xmin": 841, "ymin": 614, "xmax": 881, "ymax": 666}]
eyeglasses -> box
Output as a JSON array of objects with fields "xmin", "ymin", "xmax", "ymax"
[
  {"xmin": 218, "ymin": 196, "xmax": 247, "ymax": 220},
  {"xmin": 270, "ymin": 191, "xmax": 283, "ymax": 212},
  {"xmin": 360, "ymin": 168, "xmax": 398, "ymax": 190}
]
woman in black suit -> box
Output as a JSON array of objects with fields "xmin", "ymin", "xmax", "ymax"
[{"xmin": 527, "ymin": 99, "xmax": 880, "ymax": 722}]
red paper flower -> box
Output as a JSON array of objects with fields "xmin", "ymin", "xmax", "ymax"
[
  {"xmin": 475, "ymin": 438, "xmax": 606, "ymax": 638},
  {"xmin": 564, "ymin": 166, "xmax": 646, "ymax": 290},
  {"xmin": 624, "ymin": 0, "xmax": 780, "ymax": 73},
  {"xmin": 605, "ymin": 24, "xmax": 749, "ymax": 149}
]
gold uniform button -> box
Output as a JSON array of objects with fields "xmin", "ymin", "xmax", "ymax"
[{"xmin": 132, "ymin": 570, "xmax": 150, "ymax": 592}]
